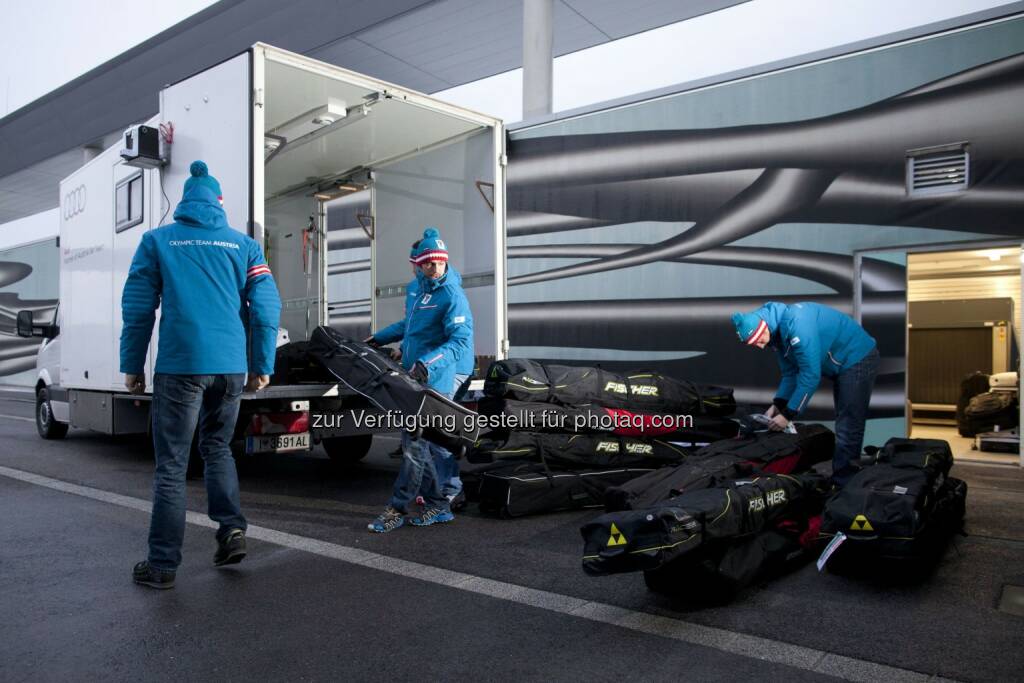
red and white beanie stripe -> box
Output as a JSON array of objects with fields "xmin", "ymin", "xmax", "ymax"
[
  {"xmin": 745, "ymin": 319, "xmax": 768, "ymax": 345},
  {"xmin": 412, "ymin": 249, "xmax": 449, "ymax": 265},
  {"xmin": 247, "ymin": 264, "xmax": 272, "ymax": 280}
]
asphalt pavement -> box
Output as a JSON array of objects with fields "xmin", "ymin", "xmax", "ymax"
[{"xmin": 1, "ymin": 391, "xmax": 1022, "ymax": 682}]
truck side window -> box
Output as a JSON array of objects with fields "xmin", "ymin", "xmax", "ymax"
[{"xmin": 115, "ymin": 172, "xmax": 144, "ymax": 233}]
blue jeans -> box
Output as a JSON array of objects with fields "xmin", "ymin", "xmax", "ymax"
[
  {"xmin": 390, "ymin": 372, "xmax": 468, "ymax": 510},
  {"xmin": 832, "ymin": 348, "xmax": 879, "ymax": 487},
  {"xmin": 148, "ymin": 373, "xmax": 246, "ymax": 571},
  {"xmin": 434, "ymin": 373, "xmax": 468, "ymax": 498},
  {"xmin": 389, "ymin": 432, "xmax": 448, "ymax": 513}
]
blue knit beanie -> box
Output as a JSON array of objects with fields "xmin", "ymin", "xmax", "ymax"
[
  {"xmin": 410, "ymin": 227, "xmax": 448, "ymax": 265},
  {"xmin": 182, "ymin": 160, "xmax": 223, "ymax": 206},
  {"xmin": 732, "ymin": 311, "xmax": 767, "ymax": 345}
]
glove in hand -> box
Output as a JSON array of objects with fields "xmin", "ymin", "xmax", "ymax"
[{"xmin": 410, "ymin": 362, "xmax": 429, "ymax": 383}]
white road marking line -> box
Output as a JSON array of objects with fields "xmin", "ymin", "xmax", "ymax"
[
  {"xmin": 0, "ymin": 464, "xmax": 950, "ymax": 683},
  {"xmin": 0, "ymin": 413, "xmax": 35, "ymax": 423}
]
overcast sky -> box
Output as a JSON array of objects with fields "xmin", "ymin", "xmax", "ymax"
[
  {"xmin": 0, "ymin": 0, "xmax": 1015, "ymax": 121},
  {"xmin": 0, "ymin": 0, "xmax": 218, "ymax": 118}
]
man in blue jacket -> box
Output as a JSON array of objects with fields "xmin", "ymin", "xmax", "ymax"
[
  {"xmin": 366, "ymin": 227, "xmax": 474, "ymax": 532},
  {"xmin": 373, "ymin": 238, "xmax": 472, "ymax": 507},
  {"xmin": 120, "ymin": 161, "xmax": 282, "ymax": 588},
  {"xmin": 732, "ymin": 302, "xmax": 879, "ymax": 486}
]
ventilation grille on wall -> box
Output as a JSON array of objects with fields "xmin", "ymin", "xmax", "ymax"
[{"xmin": 906, "ymin": 143, "xmax": 969, "ymax": 196}]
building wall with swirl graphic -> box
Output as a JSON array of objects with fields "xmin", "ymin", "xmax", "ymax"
[
  {"xmin": 0, "ymin": 239, "xmax": 59, "ymax": 386},
  {"xmin": 500, "ymin": 16, "xmax": 1024, "ymax": 432}
]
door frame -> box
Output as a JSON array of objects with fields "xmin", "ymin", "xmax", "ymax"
[
  {"xmin": 853, "ymin": 237, "xmax": 1021, "ymax": 321},
  {"xmin": 853, "ymin": 237, "xmax": 1023, "ymax": 466}
]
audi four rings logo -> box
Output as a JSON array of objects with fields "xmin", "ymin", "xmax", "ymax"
[{"xmin": 63, "ymin": 185, "xmax": 86, "ymax": 220}]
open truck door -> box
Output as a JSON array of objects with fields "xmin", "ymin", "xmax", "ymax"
[
  {"xmin": 158, "ymin": 44, "xmax": 507, "ymax": 361},
  {"xmin": 252, "ymin": 44, "xmax": 507, "ymax": 367}
]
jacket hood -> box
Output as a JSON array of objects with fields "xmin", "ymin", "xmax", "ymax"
[
  {"xmin": 172, "ymin": 160, "xmax": 229, "ymax": 229},
  {"xmin": 173, "ymin": 197, "xmax": 229, "ymax": 229},
  {"xmin": 754, "ymin": 301, "xmax": 789, "ymax": 335}
]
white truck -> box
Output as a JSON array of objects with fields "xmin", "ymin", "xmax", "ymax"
[{"xmin": 16, "ymin": 43, "xmax": 507, "ymax": 464}]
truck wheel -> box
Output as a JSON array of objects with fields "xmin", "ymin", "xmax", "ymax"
[
  {"xmin": 323, "ymin": 434, "xmax": 373, "ymax": 463},
  {"xmin": 36, "ymin": 387, "xmax": 68, "ymax": 440}
]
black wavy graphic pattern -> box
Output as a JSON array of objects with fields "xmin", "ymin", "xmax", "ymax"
[
  {"xmin": 0, "ymin": 260, "xmax": 58, "ymax": 378},
  {"xmin": 323, "ymin": 55, "xmax": 1024, "ymax": 418}
]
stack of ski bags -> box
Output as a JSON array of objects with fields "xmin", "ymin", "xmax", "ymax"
[
  {"xmin": 818, "ymin": 438, "xmax": 966, "ymax": 573},
  {"xmin": 579, "ymin": 425, "xmax": 835, "ymax": 601},
  {"xmin": 466, "ymin": 359, "xmax": 740, "ymax": 517}
]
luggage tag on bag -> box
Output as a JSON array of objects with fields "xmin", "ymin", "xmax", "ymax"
[{"xmin": 816, "ymin": 532, "xmax": 847, "ymax": 572}]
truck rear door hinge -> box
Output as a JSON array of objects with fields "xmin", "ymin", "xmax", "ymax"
[{"xmin": 254, "ymin": 88, "xmax": 264, "ymax": 108}]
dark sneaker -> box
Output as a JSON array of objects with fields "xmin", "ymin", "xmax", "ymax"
[
  {"xmin": 214, "ymin": 529, "xmax": 247, "ymax": 567},
  {"xmin": 368, "ymin": 506, "xmax": 405, "ymax": 533},
  {"xmin": 410, "ymin": 506, "xmax": 455, "ymax": 527},
  {"xmin": 448, "ymin": 490, "xmax": 467, "ymax": 512},
  {"xmin": 133, "ymin": 561, "xmax": 175, "ymax": 589}
]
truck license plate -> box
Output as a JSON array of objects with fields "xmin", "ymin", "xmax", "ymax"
[{"xmin": 246, "ymin": 432, "xmax": 310, "ymax": 454}]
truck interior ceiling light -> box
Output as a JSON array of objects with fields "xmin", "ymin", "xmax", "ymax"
[
  {"xmin": 268, "ymin": 97, "xmax": 348, "ymax": 138},
  {"xmin": 265, "ymin": 94, "xmax": 380, "ymax": 164}
]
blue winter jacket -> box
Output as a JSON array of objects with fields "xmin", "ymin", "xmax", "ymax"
[
  {"xmin": 372, "ymin": 267, "xmax": 474, "ymax": 394},
  {"xmin": 119, "ymin": 193, "xmax": 282, "ymax": 376},
  {"xmin": 754, "ymin": 302, "xmax": 876, "ymax": 418}
]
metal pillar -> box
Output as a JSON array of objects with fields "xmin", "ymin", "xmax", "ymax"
[{"xmin": 522, "ymin": 0, "xmax": 553, "ymax": 120}]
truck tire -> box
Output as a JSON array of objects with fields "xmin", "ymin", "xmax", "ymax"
[
  {"xmin": 36, "ymin": 387, "xmax": 69, "ymax": 440},
  {"xmin": 323, "ymin": 434, "xmax": 373, "ymax": 463}
]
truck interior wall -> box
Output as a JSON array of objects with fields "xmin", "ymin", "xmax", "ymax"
[
  {"xmin": 265, "ymin": 191, "xmax": 323, "ymax": 343},
  {"xmin": 326, "ymin": 191, "xmax": 371, "ymax": 339},
  {"xmin": 259, "ymin": 46, "xmax": 501, "ymax": 352},
  {"xmin": 373, "ymin": 130, "xmax": 497, "ymax": 365},
  {"xmin": 504, "ymin": 14, "xmax": 1024, "ymax": 443}
]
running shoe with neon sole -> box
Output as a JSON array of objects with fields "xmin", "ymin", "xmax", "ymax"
[
  {"xmin": 368, "ymin": 506, "xmax": 405, "ymax": 533},
  {"xmin": 410, "ymin": 506, "xmax": 455, "ymax": 527}
]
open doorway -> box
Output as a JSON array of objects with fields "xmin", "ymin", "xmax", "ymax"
[{"xmin": 906, "ymin": 246, "xmax": 1020, "ymax": 464}]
